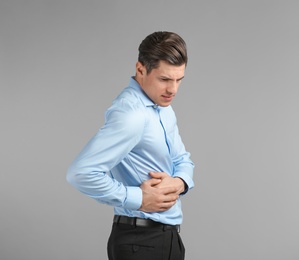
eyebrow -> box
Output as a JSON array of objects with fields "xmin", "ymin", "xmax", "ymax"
[{"xmin": 160, "ymin": 76, "xmax": 185, "ymax": 81}]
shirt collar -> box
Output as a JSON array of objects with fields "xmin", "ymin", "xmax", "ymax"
[{"xmin": 129, "ymin": 77, "xmax": 158, "ymax": 108}]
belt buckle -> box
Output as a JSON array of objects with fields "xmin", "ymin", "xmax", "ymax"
[{"xmin": 177, "ymin": 225, "xmax": 180, "ymax": 233}]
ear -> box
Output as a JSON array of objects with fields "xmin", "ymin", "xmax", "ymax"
[{"xmin": 136, "ymin": 61, "xmax": 146, "ymax": 76}]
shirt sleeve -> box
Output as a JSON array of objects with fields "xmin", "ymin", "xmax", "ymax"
[
  {"xmin": 66, "ymin": 100, "xmax": 145, "ymax": 210},
  {"xmin": 165, "ymin": 108, "xmax": 195, "ymax": 194},
  {"xmin": 171, "ymin": 124, "xmax": 195, "ymax": 194}
]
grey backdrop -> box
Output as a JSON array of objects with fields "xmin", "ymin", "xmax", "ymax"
[{"xmin": 1, "ymin": 1, "xmax": 298, "ymax": 259}]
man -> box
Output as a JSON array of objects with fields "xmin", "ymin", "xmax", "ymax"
[{"xmin": 67, "ymin": 31, "xmax": 195, "ymax": 260}]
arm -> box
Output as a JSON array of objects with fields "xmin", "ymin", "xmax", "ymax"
[
  {"xmin": 169, "ymin": 118, "xmax": 194, "ymax": 193},
  {"xmin": 66, "ymin": 105, "xmax": 145, "ymax": 210}
]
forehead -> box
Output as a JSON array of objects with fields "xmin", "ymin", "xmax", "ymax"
[{"xmin": 152, "ymin": 61, "xmax": 185, "ymax": 78}]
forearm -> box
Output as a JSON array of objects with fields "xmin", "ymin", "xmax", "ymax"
[
  {"xmin": 67, "ymin": 164, "xmax": 142, "ymax": 209},
  {"xmin": 173, "ymin": 163, "xmax": 194, "ymax": 194}
]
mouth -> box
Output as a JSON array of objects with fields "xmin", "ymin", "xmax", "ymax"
[{"xmin": 162, "ymin": 95, "xmax": 174, "ymax": 102}]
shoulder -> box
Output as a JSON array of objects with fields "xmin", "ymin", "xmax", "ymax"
[{"xmin": 105, "ymin": 88, "xmax": 147, "ymax": 131}]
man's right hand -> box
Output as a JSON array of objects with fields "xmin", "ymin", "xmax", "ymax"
[{"xmin": 139, "ymin": 177, "xmax": 179, "ymax": 212}]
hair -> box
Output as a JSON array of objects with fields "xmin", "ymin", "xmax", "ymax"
[{"xmin": 138, "ymin": 31, "xmax": 188, "ymax": 74}]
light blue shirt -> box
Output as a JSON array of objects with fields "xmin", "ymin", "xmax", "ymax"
[{"xmin": 67, "ymin": 77, "xmax": 194, "ymax": 225}]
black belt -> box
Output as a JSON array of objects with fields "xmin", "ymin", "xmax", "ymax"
[{"xmin": 113, "ymin": 215, "xmax": 180, "ymax": 233}]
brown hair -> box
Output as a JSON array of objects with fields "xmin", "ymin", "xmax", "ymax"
[{"xmin": 138, "ymin": 31, "xmax": 188, "ymax": 74}]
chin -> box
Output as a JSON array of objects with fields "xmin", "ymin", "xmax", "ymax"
[{"xmin": 159, "ymin": 103, "xmax": 171, "ymax": 107}]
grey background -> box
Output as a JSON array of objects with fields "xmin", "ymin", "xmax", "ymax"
[{"xmin": 1, "ymin": 1, "xmax": 298, "ymax": 259}]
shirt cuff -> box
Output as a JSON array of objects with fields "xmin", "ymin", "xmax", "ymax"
[
  {"xmin": 124, "ymin": 186, "xmax": 142, "ymax": 210},
  {"xmin": 173, "ymin": 173, "xmax": 194, "ymax": 195}
]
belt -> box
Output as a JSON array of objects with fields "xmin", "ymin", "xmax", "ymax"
[{"xmin": 113, "ymin": 215, "xmax": 180, "ymax": 233}]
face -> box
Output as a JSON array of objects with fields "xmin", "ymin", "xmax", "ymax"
[{"xmin": 135, "ymin": 60, "xmax": 186, "ymax": 107}]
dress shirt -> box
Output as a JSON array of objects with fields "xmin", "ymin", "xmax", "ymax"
[{"xmin": 67, "ymin": 77, "xmax": 194, "ymax": 225}]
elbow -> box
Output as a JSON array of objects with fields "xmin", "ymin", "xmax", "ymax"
[{"xmin": 66, "ymin": 164, "xmax": 78, "ymax": 186}]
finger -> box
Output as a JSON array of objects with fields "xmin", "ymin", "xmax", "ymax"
[
  {"xmin": 159, "ymin": 201, "xmax": 177, "ymax": 211},
  {"xmin": 149, "ymin": 171, "xmax": 168, "ymax": 179},
  {"xmin": 144, "ymin": 178, "xmax": 162, "ymax": 186},
  {"xmin": 163, "ymin": 194, "xmax": 179, "ymax": 203},
  {"xmin": 160, "ymin": 186, "xmax": 179, "ymax": 195}
]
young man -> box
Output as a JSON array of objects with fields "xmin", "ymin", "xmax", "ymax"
[{"xmin": 67, "ymin": 31, "xmax": 195, "ymax": 260}]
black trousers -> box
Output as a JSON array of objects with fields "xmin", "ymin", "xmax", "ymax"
[{"xmin": 107, "ymin": 222, "xmax": 185, "ymax": 260}]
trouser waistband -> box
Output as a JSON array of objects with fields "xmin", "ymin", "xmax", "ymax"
[{"xmin": 113, "ymin": 215, "xmax": 180, "ymax": 232}]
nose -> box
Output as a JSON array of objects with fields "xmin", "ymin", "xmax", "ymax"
[{"xmin": 166, "ymin": 81, "xmax": 179, "ymax": 95}]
